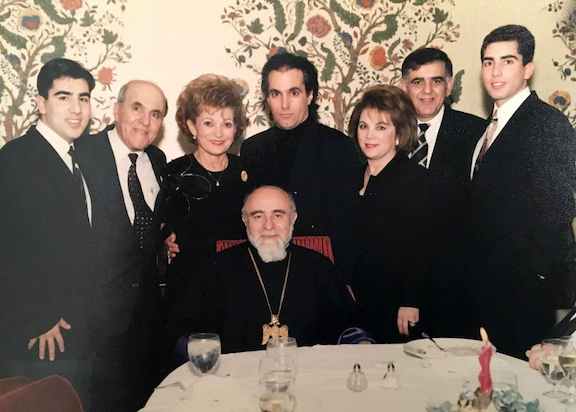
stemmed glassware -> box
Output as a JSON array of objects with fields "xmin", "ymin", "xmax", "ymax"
[
  {"xmin": 258, "ymin": 337, "xmax": 298, "ymax": 412},
  {"xmin": 187, "ymin": 333, "xmax": 221, "ymax": 376},
  {"xmin": 559, "ymin": 338, "xmax": 576, "ymax": 407},
  {"xmin": 539, "ymin": 338, "xmax": 569, "ymax": 399}
]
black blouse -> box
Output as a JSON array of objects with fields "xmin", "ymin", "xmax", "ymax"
[{"xmin": 345, "ymin": 153, "xmax": 432, "ymax": 342}]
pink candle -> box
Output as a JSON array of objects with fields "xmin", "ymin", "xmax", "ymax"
[{"xmin": 478, "ymin": 328, "xmax": 493, "ymax": 394}]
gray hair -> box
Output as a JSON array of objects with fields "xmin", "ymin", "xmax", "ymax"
[
  {"xmin": 117, "ymin": 80, "xmax": 168, "ymax": 117},
  {"xmin": 241, "ymin": 185, "xmax": 297, "ymax": 217}
]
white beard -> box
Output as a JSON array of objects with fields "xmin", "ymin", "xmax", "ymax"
[{"xmin": 248, "ymin": 232, "xmax": 291, "ymax": 263}]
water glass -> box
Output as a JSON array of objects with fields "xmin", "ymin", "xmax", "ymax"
[
  {"xmin": 266, "ymin": 336, "xmax": 298, "ymax": 374},
  {"xmin": 258, "ymin": 355, "xmax": 296, "ymax": 412},
  {"xmin": 187, "ymin": 333, "xmax": 221, "ymax": 375}
]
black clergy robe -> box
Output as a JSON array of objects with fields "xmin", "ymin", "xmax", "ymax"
[{"xmin": 170, "ymin": 242, "xmax": 354, "ymax": 354}]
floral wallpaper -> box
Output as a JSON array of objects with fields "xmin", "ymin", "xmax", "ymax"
[
  {"xmin": 547, "ymin": 0, "xmax": 576, "ymax": 127},
  {"xmin": 0, "ymin": 0, "xmax": 131, "ymax": 147},
  {"xmin": 222, "ymin": 0, "xmax": 463, "ymax": 132}
]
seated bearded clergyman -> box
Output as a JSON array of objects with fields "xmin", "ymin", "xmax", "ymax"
[{"xmin": 169, "ymin": 185, "xmax": 355, "ymax": 354}]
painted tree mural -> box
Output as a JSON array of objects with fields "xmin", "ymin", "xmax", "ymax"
[
  {"xmin": 548, "ymin": 0, "xmax": 576, "ymax": 127},
  {"xmin": 0, "ymin": 0, "xmax": 131, "ymax": 146},
  {"xmin": 222, "ymin": 0, "xmax": 462, "ymax": 132}
]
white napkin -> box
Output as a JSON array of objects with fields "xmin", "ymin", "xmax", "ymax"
[{"xmin": 170, "ymin": 375, "xmax": 255, "ymax": 412}]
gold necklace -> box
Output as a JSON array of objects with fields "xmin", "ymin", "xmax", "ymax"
[{"xmin": 247, "ymin": 248, "xmax": 292, "ymax": 345}]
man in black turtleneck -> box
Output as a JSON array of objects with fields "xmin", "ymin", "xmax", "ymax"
[
  {"xmin": 240, "ymin": 53, "xmax": 362, "ymax": 257},
  {"xmin": 169, "ymin": 186, "xmax": 353, "ymax": 354}
]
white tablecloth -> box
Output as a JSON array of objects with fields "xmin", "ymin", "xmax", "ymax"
[{"xmin": 142, "ymin": 341, "xmax": 562, "ymax": 411}]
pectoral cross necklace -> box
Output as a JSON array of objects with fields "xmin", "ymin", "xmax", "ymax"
[{"xmin": 247, "ymin": 248, "xmax": 291, "ymax": 345}]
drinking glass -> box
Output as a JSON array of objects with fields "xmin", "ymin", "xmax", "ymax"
[
  {"xmin": 266, "ymin": 336, "xmax": 298, "ymax": 376},
  {"xmin": 187, "ymin": 333, "xmax": 221, "ymax": 375},
  {"xmin": 258, "ymin": 355, "xmax": 296, "ymax": 412},
  {"xmin": 540, "ymin": 338, "xmax": 568, "ymax": 399},
  {"xmin": 559, "ymin": 339, "xmax": 576, "ymax": 407}
]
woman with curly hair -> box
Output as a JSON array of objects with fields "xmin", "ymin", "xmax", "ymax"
[{"xmin": 164, "ymin": 74, "xmax": 250, "ymax": 305}]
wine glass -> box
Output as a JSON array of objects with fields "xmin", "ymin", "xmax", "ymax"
[
  {"xmin": 258, "ymin": 355, "xmax": 296, "ymax": 412},
  {"xmin": 266, "ymin": 336, "xmax": 298, "ymax": 375},
  {"xmin": 187, "ymin": 333, "xmax": 221, "ymax": 375},
  {"xmin": 539, "ymin": 338, "xmax": 568, "ymax": 399},
  {"xmin": 559, "ymin": 339, "xmax": 576, "ymax": 407}
]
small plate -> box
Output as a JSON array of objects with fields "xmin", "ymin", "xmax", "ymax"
[{"xmin": 403, "ymin": 338, "xmax": 483, "ymax": 359}]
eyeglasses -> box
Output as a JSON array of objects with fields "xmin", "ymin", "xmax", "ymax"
[{"xmin": 164, "ymin": 167, "xmax": 215, "ymax": 218}]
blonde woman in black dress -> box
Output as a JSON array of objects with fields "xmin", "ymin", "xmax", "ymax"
[{"xmin": 164, "ymin": 74, "xmax": 249, "ymax": 304}]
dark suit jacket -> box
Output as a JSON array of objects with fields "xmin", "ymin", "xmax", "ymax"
[
  {"xmin": 0, "ymin": 127, "xmax": 95, "ymax": 358},
  {"xmin": 76, "ymin": 127, "xmax": 166, "ymax": 346},
  {"xmin": 423, "ymin": 107, "xmax": 484, "ymax": 338},
  {"xmin": 468, "ymin": 92, "xmax": 576, "ymax": 354},
  {"xmin": 428, "ymin": 106, "xmax": 484, "ymax": 184}
]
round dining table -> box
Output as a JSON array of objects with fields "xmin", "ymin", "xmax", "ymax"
[{"xmin": 142, "ymin": 339, "xmax": 562, "ymax": 411}]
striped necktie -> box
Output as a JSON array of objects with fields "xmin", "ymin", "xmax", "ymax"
[
  {"xmin": 473, "ymin": 109, "xmax": 499, "ymax": 174},
  {"xmin": 409, "ymin": 123, "xmax": 429, "ymax": 168}
]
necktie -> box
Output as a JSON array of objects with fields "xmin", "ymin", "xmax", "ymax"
[
  {"xmin": 128, "ymin": 153, "xmax": 154, "ymax": 250},
  {"xmin": 409, "ymin": 123, "xmax": 429, "ymax": 168},
  {"xmin": 68, "ymin": 145, "xmax": 89, "ymax": 223},
  {"xmin": 473, "ymin": 109, "xmax": 499, "ymax": 174}
]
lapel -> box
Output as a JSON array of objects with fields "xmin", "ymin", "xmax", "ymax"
[
  {"xmin": 79, "ymin": 129, "xmax": 133, "ymax": 231},
  {"xmin": 145, "ymin": 146, "xmax": 165, "ymax": 213},
  {"xmin": 28, "ymin": 127, "xmax": 91, "ymax": 229},
  {"xmin": 428, "ymin": 107, "xmax": 452, "ymax": 171},
  {"xmin": 482, "ymin": 92, "xmax": 537, "ymax": 163}
]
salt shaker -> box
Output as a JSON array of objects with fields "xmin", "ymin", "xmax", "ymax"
[{"xmin": 347, "ymin": 363, "xmax": 368, "ymax": 392}]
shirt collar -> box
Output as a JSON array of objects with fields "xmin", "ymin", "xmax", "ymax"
[
  {"xmin": 419, "ymin": 105, "xmax": 444, "ymax": 130},
  {"xmin": 36, "ymin": 120, "xmax": 73, "ymax": 159},
  {"xmin": 492, "ymin": 87, "xmax": 530, "ymax": 125}
]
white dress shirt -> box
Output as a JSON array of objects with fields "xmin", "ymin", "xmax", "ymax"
[
  {"xmin": 418, "ymin": 105, "xmax": 445, "ymax": 169},
  {"xmin": 108, "ymin": 128, "xmax": 160, "ymax": 224},
  {"xmin": 37, "ymin": 120, "xmax": 92, "ymax": 224},
  {"xmin": 470, "ymin": 87, "xmax": 531, "ymax": 179}
]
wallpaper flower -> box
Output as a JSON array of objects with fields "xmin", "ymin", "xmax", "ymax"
[{"xmin": 548, "ymin": 0, "xmax": 576, "ymax": 127}]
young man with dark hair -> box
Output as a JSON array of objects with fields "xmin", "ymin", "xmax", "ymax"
[
  {"xmin": 469, "ymin": 25, "xmax": 576, "ymax": 357},
  {"xmin": 241, "ymin": 52, "xmax": 361, "ymax": 258},
  {"xmin": 0, "ymin": 58, "xmax": 95, "ymax": 406},
  {"xmin": 400, "ymin": 48, "xmax": 484, "ymax": 339}
]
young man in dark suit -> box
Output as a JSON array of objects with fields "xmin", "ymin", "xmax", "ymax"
[
  {"xmin": 400, "ymin": 48, "xmax": 485, "ymax": 339},
  {"xmin": 240, "ymin": 52, "xmax": 362, "ymax": 260},
  {"xmin": 76, "ymin": 80, "xmax": 167, "ymax": 410},
  {"xmin": 469, "ymin": 25, "xmax": 576, "ymax": 358},
  {"xmin": 0, "ymin": 58, "xmax": 96, "ymax": 406}
]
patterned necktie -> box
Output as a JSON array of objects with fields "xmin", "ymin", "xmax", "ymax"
[
  {"xmin": 473, "ymin": 109, "xmax": 499, "ymax": 174},
  {"xmin": 409, "ymin": 123, "xmax": 429, "ymax": 168},
  {"xmin": 128, "ymin": 153, "xmax": 153, "ymax": 250},
  {"xmin": 68, "ymin": 145, "xmax": 89, "ymax": 223}
]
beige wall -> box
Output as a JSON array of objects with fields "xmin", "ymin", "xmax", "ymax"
[{"xmin": 1, "ymin": 0, "xmax": 574, "ymax": 159}]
